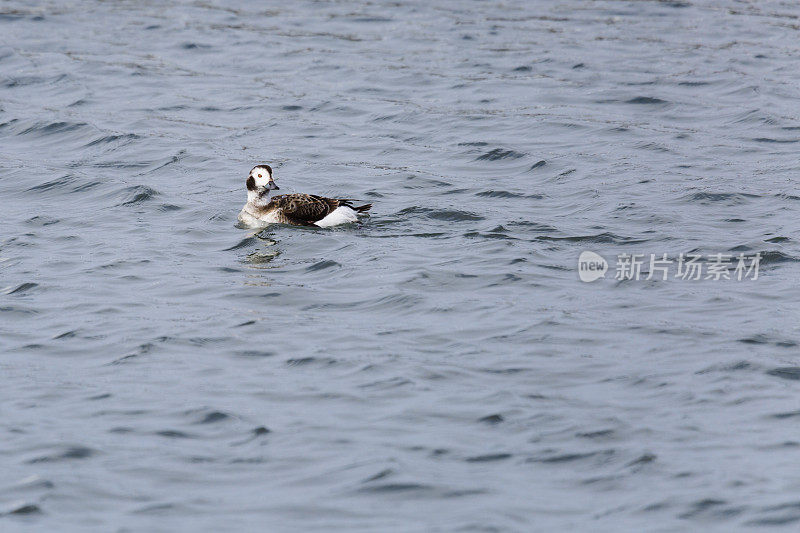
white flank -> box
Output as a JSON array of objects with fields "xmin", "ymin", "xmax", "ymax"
[{"xmin": 314, "ymin": 206, "xmax": 358, "ymax": 227}]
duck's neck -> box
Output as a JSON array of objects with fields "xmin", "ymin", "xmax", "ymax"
[{"xmin": 247, "ymin": 189, "xmax": 271, "ymax": 207}]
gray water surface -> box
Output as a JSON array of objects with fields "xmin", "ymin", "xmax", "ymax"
[{"xmin": 3, "ymin": 0, "xmax": 800, "ymax": 531}]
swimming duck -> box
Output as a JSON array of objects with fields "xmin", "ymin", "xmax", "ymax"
[{"xmin": 237, "ymin": 164, "xmax": 372, "ymax": 227}]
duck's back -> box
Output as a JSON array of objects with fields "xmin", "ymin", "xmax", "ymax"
[{"xmin": 268, "ymin": 193, "xmax": 364, "ymax": 226}]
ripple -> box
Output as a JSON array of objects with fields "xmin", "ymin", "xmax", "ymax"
[
  {"xmin": 27, "ymin": 446, "xmax": 96, "ymax": 463},
  {"xmin": 760, "ymin": 251, "xmax": 799, "ymax": 265},
  {"xmin": 17, "ymin": 120, "xmax": 89, "ymax": 136},
  {"xmin": 475, "ymin": 148, "xmax": 527, "ymax": 161},
  {"xmin": 27, "ymin": 174, "xmax": 76, "ymax": 192},
  {"xmin": 132, "ymin": 503, "xmax": 184, "ymax": 515},
  {"xmin": 194, "ymin": 411, "xmax": 231, "ymax": 424},
  {"xmin": 71, "ymin": 180, "xmax": 103, "ymax": 193},
  {"xmin": 224, "ymin": 237, "xmax": 256, "ymax": 251},
  {"xmin": 362, "ymin": 469, "xmax": 393, "ymax": 482},
  {"xmin": 351, "ymin": 16, "xmax": 393, "ymax": 23},
  {"xmin": 4, "ymin": 282, "xmax": 38, "ymax": 295},
  {"xmin": 286, "ymin": 357, "xmax": 337, "ymax": 367},
  {"xmin": 627, "ymin": 453, "xmax": 656, "ymax": 467},
  {"xmin": 771, "ymin": 410, "xmax": 800, "ymax": 420},
  {"xmin": 678, "ymin": 498, "xmax": 739, "ymax": 520},
  {"xmin": 738, "ymin": 335, "xmax": 796, "ymax": 348},
  {"xmin": 536, "ymin": 232, "xmax": 645, "ymax": 244},
  {"xmin": 625, "ymin": 96, "xmax": 668, "ymax": 105},
  {"xmin": 464, "ymin": 229, "xmax": 518, "ymax": 240},
  {"xmin": 747, "ymin": 502, "xmax": 800, "ymax": 526},
  {"xmin": 577, "ymin": 429, "xmax": 615, "ymax": 439},
  {"xmin": 766, "ymin": 367, "xmax": 800, "ymax": 381},
  {"xmin": 685, "ymin": 192, "xmax": 760, "ymax": 205},
  {"xmin": 306, "ymin": 259, "xmax": 340, "ymax": 272},
  {"xmin": 236, "ymin": 350, "xmax": 275, "ymax": 358},
  {"xmin": 356, "ymin": 483, "xmax": 433, "ymax": 494},
  {"xmin": 696, "ymin": 360, "xmax": 754, "ymax": 374},
  {"xmin": 528, "ymin": 451, "xmax": 606, "ymax": 464},
  {"xmin": 397, "ymin": 206, "xmax": 483, "ymax": 222},
  {"xmin": 465, "ymin": 453, "xmax": 512, "ymax": 462},
  {"xmin": 84, "ymin": 133, "xmax": 141, "ymax": 147},
  {"xmin": 752, "ymin": 137, "xmax": 798, "ymax": 144},
  {"xmin": 117, "ymin": 185, "xmax": 159, "ymax": 206},
  {"xmin": 475, "ymin": 190, "xmax": 525, "ymax": 198},
  {"xmin": 1, "ymin": 502, "xmax": 42, "ymax": 515},
  {"xmin": 3, "ymin": 73, "xmax": 66, "ymax": 88},
  {"xmin": 154, "ymin": 430, "xmax": 192, "ymax": 439}
]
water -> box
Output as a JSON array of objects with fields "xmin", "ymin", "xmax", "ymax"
[{"xmin": 2, "ymin": 0, "xmax": 800, "ymax": 530}]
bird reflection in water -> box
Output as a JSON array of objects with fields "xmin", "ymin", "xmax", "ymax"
[{"xmin": 244, "ymin": 228, "xmax": 281, "ymax": 268}]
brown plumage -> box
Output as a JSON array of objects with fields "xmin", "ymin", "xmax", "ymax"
[
  {"xmin": 238, "ymin": 163, "xmax": 372, "ymax": 227},
  {"xmin": 259, "ymin": 193, "xmax": 371, "ymax": 226}
]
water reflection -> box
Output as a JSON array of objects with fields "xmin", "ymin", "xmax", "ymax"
[{"xmin": 243, "ymin": 228, "xmax": 280, "ymax": 268}]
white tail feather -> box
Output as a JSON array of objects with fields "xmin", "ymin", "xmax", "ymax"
[{"xmin": 314, "ymin": 206, "xmax": 359, "ymax": 227}]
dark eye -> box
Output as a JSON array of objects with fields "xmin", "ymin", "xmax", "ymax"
[{"xmin": 258, "ymin": 174, "xmax": 262, "ymax": 178}]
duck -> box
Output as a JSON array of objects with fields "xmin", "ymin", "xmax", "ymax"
[{"xmin": 237, "ymin": 164, "xmax": 372, "ymax": 228}]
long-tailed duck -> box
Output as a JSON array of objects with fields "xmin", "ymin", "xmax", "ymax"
[{"xmin": 237, "ymin": 164, "xmax": 372, "ymax": 228}]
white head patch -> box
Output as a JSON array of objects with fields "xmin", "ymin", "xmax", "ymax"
[{"xmin": 250, "ymin": 165, "xmax": 273, "ymax": 188}]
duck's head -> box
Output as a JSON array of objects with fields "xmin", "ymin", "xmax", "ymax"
[{"xmin": 246, "ymin": 164, "xmax": 279, "ymax": 201}]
